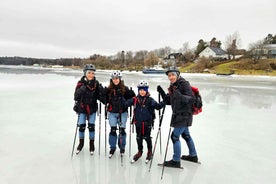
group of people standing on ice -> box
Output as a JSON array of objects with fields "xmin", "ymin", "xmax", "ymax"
[{"xmin": 73, "ymin": 64, "xmax": 198, "ymax": 168}]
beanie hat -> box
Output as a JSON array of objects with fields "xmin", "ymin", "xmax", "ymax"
[
  {"xmin": 85, "ymin": 70, "xmax": 95, "ymax": 76},
  {"xmin": 169, "ymin": 71, "xmax": 179, "ymax": 77},
  {"xmin": 138, "ymin": 86, "xmax": 148, "ymax": 92}
]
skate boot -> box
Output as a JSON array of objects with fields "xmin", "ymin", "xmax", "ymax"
[
  {"xmin": 89, "ymin": 139, "xmax": 95, "ymax": 155},
  {"xmin": 145, "ymin": 150, "xmax": 153, "ymax": 164},
  {"xmin": 109, "ymin": 149, "xmax": 116, "ymax": 158},
  {"xmin": 120, "ymin": 149, "xmax": 125, "ymax": 157},
  {"xmin": 181, "ymin": 155, "xmax": 198, "ymax": 163},
  {"xmin": 163, "ymin": 159, "xmax": 181, "ymax": 168},
  {"xmin": 131, "ymin": 151, "xmax": 143, "ymax": 164},
  {"xmin": 76, "ymin": 139, "xmax": 84, "ymax": 154}
]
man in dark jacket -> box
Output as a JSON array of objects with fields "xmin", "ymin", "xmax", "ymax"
[{"xmin": 157, "ymin": 67, "xmax": 198, "ymax": 168}]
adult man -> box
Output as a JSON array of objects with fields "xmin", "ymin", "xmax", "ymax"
[{"xmin": 157, "ymin": 67, "xmax": 198, "ymax": 168}]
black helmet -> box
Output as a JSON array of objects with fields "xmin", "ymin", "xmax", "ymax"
[
  {"xmin": 165, "ymin": 66, "xmax": 180, "ymax": 76},
  {"xmin": 83, "ymin": 64, "xmax": 96, "ymax": 73}
]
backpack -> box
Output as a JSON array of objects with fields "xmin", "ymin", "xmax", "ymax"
[{"xmin": 191, "ymin": 86, "xmax": 203, "ymax": 115}]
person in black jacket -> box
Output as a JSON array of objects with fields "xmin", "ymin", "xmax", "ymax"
[
  {"xmin": 73, "ymin": 64, "xmax": 103, "ymax": 155},
  {"xmin": 125, "ymin": 80, "xmax": 165, "ymax": 163},
  {"xmin": 157, "ymin": 67, "xmax": 198, "ymax": 168},
  {"xmin": 102, "ymin": 71, "xmax": 135, "ymax": 158}
]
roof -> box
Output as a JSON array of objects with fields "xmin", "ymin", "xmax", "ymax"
[{"xmin": 209, "ymin": 47, "xmax": 226, "ymax": 55}]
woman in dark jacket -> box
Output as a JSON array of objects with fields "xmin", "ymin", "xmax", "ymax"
[
  {"xmin": 73, "ymin": 64, "xmax": 103, "ymax": 155},
  {"xmin": 102, "ymin": 71, "xmax": 135, "ymax": 158},
  {"xmin": 157, "ymin": 67, "xmax": 198, "ymax": 168}
]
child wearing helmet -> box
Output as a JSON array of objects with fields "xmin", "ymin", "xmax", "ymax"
[
  {"xmin": 102, "ymin": 70, "xmax": 135, "ymax": 158},
  {"xmin": 125, "ymin": 80, "xmax": 165, "ymax": 163},
  {"xmin": 73, "ymin": 64, "xmax": 103, "ymax": 155}
]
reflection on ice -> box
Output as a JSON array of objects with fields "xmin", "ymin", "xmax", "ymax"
[{"xmin": 0, "ymin": 66, "xmax": 276, "ymax": 184}]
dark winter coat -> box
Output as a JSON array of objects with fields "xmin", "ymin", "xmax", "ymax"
[
  {"xmin": 104, "ymin": 85, "xmax": 135, "ymax": 113},
  {"xmin": 166, "ymin": 77, "xmax": 195, "ymax": 128},
  {"xmin": 73, "ymin": 76, "xmax": 102, "ymax": 114},
  {"xmin": 126, "ymin": 94, "xmax": 164, "ymax": 127}
]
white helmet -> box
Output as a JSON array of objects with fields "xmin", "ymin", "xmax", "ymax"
[
  {"xmin": 110, "ymin": 70, "xmax": 122, "ymax": 79},
  {"xmin": 137, "ymin": 80, "xmax": 149, "ymax": 87}
]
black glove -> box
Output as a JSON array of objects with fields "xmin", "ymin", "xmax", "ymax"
[
  {"xmin": 79, "ymin": 85, "xmax": 86, "ymax": 94},
  {"xmin": 102, "ymin": 87, "xmax": 108, "ymax": 95},
  {"xmin": 157, "ymin": 85, "xmax": 166, "ymax": 99},
  {"xmin": 129, "ymin": 88, "xmax": 136, "ymax": 97}
]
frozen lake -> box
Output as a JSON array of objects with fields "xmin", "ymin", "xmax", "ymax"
[{"xmin": 0, "ymin": 65, "xmax": 276, "ymax": 184}]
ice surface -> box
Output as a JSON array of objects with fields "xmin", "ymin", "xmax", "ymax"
[{"xmin": 0, "ymin": 65, "xmax": 275, "ymax": 184}]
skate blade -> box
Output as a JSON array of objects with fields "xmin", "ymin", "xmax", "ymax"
[{"xmin": 157, "ymin": 163, "xmax": 184, "ymax": 169}]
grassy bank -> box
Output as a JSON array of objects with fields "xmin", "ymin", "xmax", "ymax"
[{"xmin": 180, "ymin": 59, "xmax": 276, "ymax": 76}]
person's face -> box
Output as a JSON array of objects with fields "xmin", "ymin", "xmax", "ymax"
[
  {"xmin": 138, "ymin": 89, "xmax": 147, "ymax": 96},
  {"xmin": 86, "ymin": 71, "xmax": 95, "ymax": 80},
  {"xmin": 168, "ymin": 72, "xmax": 177, "ymax": 83},
  {"xmin": 112, "ymin": 77, "xmax": 120, "ymax": 85}
]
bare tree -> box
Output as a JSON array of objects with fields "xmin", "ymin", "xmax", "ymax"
[
  {"xmin": 144, "ymin": 51, "xmax": 159, "ymax": 67},
  {"xmin": 153, "ymin": 46, "xmax": 172, "ymax": 58},
  {"xmin": 224, "ymin": 31, "xmax": 242, "ymax": 60},
  {"xmin": 249, "ymin": 40, "xmax": 266, "ymax": 63}
]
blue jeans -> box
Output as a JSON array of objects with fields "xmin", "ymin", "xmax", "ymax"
[
  {"xmin": 78, "ymin": 113, "xmax": 96, "ymax": 139},
  {"xmin": 108, "ymin": 112, "xmax": 128, "ymax": 150},
  {"xmin": 171, "ymin": 127, "xmax": 197, "ymax": 161}
]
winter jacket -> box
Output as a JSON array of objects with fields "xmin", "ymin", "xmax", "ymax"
[
  {"xmin": 73, "ymin": 76, "xmax": 102, "ymax": 114},
  {"xmin": 126, "ymin": 94, "xmax": 164, "ymax": 126},
  {"xmin": 166, "ymin": 77, "xmax": 195, "ymax": 127},
  {"xmin": 104, "ymin": 85, "xmax": 135, "ymax": 113}
]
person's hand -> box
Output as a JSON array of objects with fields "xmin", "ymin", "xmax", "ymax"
[
  {"xmin": 129, "ymin": 88, "xmax": 135, "ymax": 97},
  {"xmin": 157, "ymin": 85, "xmax": 166, "ymax": 99}
]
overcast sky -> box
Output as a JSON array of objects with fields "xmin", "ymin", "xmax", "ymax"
[{"xmin": 0, "ymin": 0, "xmax": 275, "ymax": 59}]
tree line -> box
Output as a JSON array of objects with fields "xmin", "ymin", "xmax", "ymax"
[{"xmin": 0, "ymin": 33, "xmax": 275, "ymax": 70}]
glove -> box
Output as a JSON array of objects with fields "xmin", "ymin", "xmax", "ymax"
[
  {"xmin": 129, "ymin": 88, "xmax": 135, "ymax": 97},
  {"xmin": 79, "ymin": 85, "xmax": 86, "ymax": 94},
  {"xmin": 157, "ymin": 85, "xmax": 166, "ymax": 99}
]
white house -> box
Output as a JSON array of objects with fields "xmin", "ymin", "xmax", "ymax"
[{"xmin": 199, "ymin": 46, "xmax": 227, "ymax": 60}]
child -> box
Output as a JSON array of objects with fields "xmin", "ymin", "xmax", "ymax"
[
  {"xmin": 126, "ymin": 80, "xmax": 165, "ymax": 163},
  {"xmin": 73, "ymin": 64, "xmax": 103, "ymax": 155},
  {"xmin": 102, "ymin": 71, "xmax": 135, "ymax": 158}
]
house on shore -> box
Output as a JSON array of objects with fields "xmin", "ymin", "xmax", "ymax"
[{"xmin": 199, "ymin": 46, "xmax": 227, "ymax": 60}]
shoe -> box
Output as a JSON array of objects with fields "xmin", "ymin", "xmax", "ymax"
[
  {"xmin": 163, "ymin": 159, "xmax": 181, "ymax": 168},
  {"xmin": 131, "ymin": 151, "xmax": 143, "ymax": 163},
  {"xmin": 181, "ymin": 155, "xmax": 198, "ymax": 163},
  {"xmin": 76, "ymin": 139, "xmax": 84, "ymax": 154}
]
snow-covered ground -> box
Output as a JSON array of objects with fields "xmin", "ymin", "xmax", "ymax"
[{"xmin": 0, "ymin": 65, "xmax": 275, "ymax": 184}]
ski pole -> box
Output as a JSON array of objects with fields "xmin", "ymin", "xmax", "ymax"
[
  {"xmin": 129, "ymin": 98, "xmax": 132, "ymax": 157},
  {"xmin": 158, "ymin": 93, "xmax": 162, "ymax": 155},
  {"xmin": 119, "ymin": 116, "xmax": 123, "ymax": 166},
  {"xmin": 71, "ymin": 114, "xmax": 80, "ymax": 159},
  {"xmin": 98, "ymin": 102, "xmax": 102, "ymax": 155},
  {"xmin": 105, "ymin": 105, "xmax": 108, "ymax": 156},
  {"xmin": 149, "ymin": 104, "xmax": 166, "ymax": 172},
  {"xmin": 161, "ymin": 126, "xmax": 172, "ymax": 180}
]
